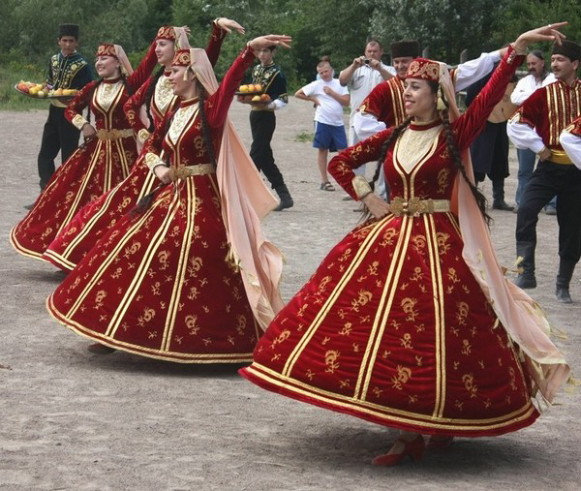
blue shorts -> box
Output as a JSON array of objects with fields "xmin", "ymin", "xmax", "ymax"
[{"xmin": 313, "ymin": 122, "xmax": 347, "ymax": 152}]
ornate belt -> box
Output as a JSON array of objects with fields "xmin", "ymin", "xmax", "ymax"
[
  {"xmin": 388, "ymin": 197, "xmax": 451, "ymax": 217},
  {"xmin": 548, "ymin": 150, "xmax": 573, "ymax": 165},
  {"xmin": 96, "ymin": 128, "xmax": 134, "ymax": 140},
  {"xmin": 168, "ymin": 164, "xmax": 215, "ymax": 181}
]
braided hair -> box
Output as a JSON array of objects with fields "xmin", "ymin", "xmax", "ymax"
[
  {"xmin": 431, "ymin": 79, "xmax": 490, "ymax": 225},
  {"xmin": 196, "ymin": 79, "xmax": 217, "ymax": 166},
  {"xmin": 440, "ymin": 110, "xmax": 491, "ymax": 225},
  {"xmin": 359, "ymin": 117, "xmax": 412, "ymax": 221}
]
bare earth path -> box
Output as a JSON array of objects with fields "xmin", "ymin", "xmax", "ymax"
[{"xmin": 1, "ymin": 102, "xmax": 579, "ymax": 490}]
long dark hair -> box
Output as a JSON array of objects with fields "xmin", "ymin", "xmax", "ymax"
[{"xmin": 196, "ymin": 79, "xmax": 217, "ymax": 166}]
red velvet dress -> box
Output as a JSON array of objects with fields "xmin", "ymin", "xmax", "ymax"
[
  {"xmin": 43, "ymin": 27, "xmax": 226, "ymax": 271},
  {"xmin": 10, "ymin": 43, "xmax": 158, "ymax": 260},
  {"xmin": 241, "ymin": 50, "xmax": 540, "ymax": 436},
  {"xmin": 47, "ymin": 47, "xmax": 260, "ymax": 363}
]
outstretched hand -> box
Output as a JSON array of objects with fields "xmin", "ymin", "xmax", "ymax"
[
  {"xmin": 216, "ymin": 18, "xmax": 245, "ymax": 35},
  {"xmin": 513, "ymin": 22, "xmax": 568, "ymax": 53},
  {"xmin": 248, "ymin": 35, "xmax": 292, "ymax": 51}
]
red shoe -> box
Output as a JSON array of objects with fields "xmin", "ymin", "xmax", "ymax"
[
  {"xmin": 427, "ymin": 435, "xmax": 454, "ymax": 450},
  {"xmin": 372, "ymin": 434, "xmax": 425, "ymax": 466},
  {"xmin": 87, "ymin": 343, "xmax": 116, "ymax": 354}
]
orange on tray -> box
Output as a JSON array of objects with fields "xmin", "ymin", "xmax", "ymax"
[
  {"xmin": 15, "ymin": 81, "xmax": 78, "ymax": 99},
  {"xmin": 15, "ymin": 81, "xmax": 49, "ymax": 98}
]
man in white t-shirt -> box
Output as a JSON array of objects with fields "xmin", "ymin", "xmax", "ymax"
[
  {"xmin": 339, "ymin": 40, "xmax": 395, "ymax": 147},
  {"xmin": 295, "ymin": 61, "xmax": 350, "ymax": 191}
]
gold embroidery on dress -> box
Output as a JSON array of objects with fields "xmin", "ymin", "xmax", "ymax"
[
  {"xmin": 95, "ymin": 290, "xmax": 107, "ymax": 308},
  {"xmin": 456, "ymin": 301, "xmax": 469, "ymax": 325},
  {"xmin": 339, "ymin": 322, "xmax": 352, "ymax": 336},
  {"xmin": 137, "ymin": 307, "xmax": 156, "ymax": 327},
  {"xmin": 351, "ymin": 290, "xmax": 373, "ymax": 312},
  {"xmin": 436, "ymin": 232, "xmax": 451, "ymax": 254},
  {"xmin": 396, "ymin": 125, "xmax": 442, "ymax": 173},
  {"xmin": 400, "ymin": 333, "xmax": 413, "ymax": 349},
  {"xmin": 97, "ymin": 81, "xmax": 123, "ymax": 112},
  {"xmin": 324, "ymin": 350, "xmax": 340, "ymax": 373},
  {"xmin": 401, "ymin": 297, "xmax": 419, "ymax": 321},
  {"xmin": 391, "ymin": 365, "xmax": 412, "ymax": 390},
  {"xmin": 462, "ymin": 373, "xmax": 478, "ymax": 398},
  {"xmin": 185, "ymin": 314, "xmax": 200, "ymax": 335},
  {"xmin": 154, "ymin": 75, "xmax": 176, "ymax": 115},
  {"xmin": 436, "ymin": 168, "xmax": 450, "ymax": 194},
  {"xmin": 168, "ymin": 103, "xmax": 199, "ymax": 143}
]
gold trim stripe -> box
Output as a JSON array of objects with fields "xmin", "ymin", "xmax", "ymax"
[
  {"xmin": 246, "ymin": 364, "xmax": 537, "ymax": 431},
  {"xmin": 357, "ymin": 215, "xmax": 413, "ymax": 400},
  {"xmin": 424, "ymin": 213, "xmax": 447, "ymax": 418},
  {"xmin": 47, "ymin": 296, "xmax": 254, "ymax": 363},
  {"xmin": 162, "ymin": 179, "xmax": 196, "ymax": 351},
  {"xmin": 106, "ymin": 190, "xmax": 181, "ymax": 338},
  {"xmin": 282, "ymin": 219, "xmax": 390, "ymax": 378}
]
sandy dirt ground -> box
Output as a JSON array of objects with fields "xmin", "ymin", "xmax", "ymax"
[{"xmin": 1, "ymin": 100, "xmax": 580, "ymax": 491}]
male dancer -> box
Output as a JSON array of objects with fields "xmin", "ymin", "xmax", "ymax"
[{"xmin": 507, "ymin": 40, "xmax": 581, "ymax": 303}]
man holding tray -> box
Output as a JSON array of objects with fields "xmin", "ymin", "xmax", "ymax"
[
  {"xmin": 35, "ymin": 23, "xmax": 92, "ymax": 194},
  {"xmin": 242, "ymin": 44, "xmax": 294, "ymax": 211}
]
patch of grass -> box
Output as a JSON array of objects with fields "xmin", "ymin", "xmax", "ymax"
[
  {"xmin": 295, "ymin": 130, "xmax": 314, "ymax": 143},
  {"xmin": 1, "ymin": 61, "xmax": 55, "ymax": 111}
]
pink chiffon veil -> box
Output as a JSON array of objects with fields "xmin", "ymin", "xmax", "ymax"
[
  {"xmin": 189, "ymin": 48, "xmax": 284, "ymax": 331},
  {"xmin": 113, "ymin": 45, "xmax": 133, "ymax": 76},
  {"xmin": 437, "ymin": 62, "xmax": 570, "ymax": 404}
]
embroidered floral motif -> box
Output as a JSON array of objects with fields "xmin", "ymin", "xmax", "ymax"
[{"xmin": 324, "ymin": 350, "xmax": 340, "ymax": 374}]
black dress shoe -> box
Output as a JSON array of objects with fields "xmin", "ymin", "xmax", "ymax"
[
  {"xmin": 514, "ymin": 274, "xmax": 537, "ymax": 289},
  {"xmin": 87, "ymin": 343, "xmax": 116, "ymax": 354},
  {"xmin": 556, "ymin": 287, "xmax": 572, "ymax": 303},
  {"xmin": 492, "ymin": 200, "xmax": 514, "ymax": 211}
]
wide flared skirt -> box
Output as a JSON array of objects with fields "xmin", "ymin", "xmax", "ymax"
[
  {"xmin": 241, "ymin": 212, "xmax": 539, "ymax": 436},
  {"xmin": 43, "ymin": 157, "xmax": 156, "ymax": 271},
  {"xmin": 11, "ymin": 136, "xmax": 136, "ymax": 260},
  {"xmin": 47, "ymin": 173, "xmax": 260, "ymax": 363}
]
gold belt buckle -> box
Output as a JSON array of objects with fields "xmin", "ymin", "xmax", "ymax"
[{"xmin": 390, "ymin": 197, "xmax": 430, "ymax": 217}]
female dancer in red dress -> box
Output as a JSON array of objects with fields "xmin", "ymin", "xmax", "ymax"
[
  {"xmin": 11, "ymin": 40, "xmax": 158, "ymax": 260},
  {"xmin": 43, "ymin": 19, "xmax": 244, "ymax": 271},
  {"xmin": 240, "ymin": 24, "xmax": 570, "ymax": 465},
  {"xmin": 47, "ymin": 35, "xmax": 291, "ymax": 362}
]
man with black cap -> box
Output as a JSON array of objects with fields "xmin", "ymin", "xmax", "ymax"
[
  {"xmin": 35, "ymin": 24, "xmax": 92, "ymax": 194},
  {"xmin": 507, "ymin": 39, "xmax": 581, "ymax": 303}
]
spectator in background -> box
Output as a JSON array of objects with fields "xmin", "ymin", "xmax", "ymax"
[
  {"xmin": 338, "ymin": 39, "xmax": 395, "ymax": 182},
  {"xmin": 465, "ymin": 64, "xmax": 517, "ymax": 211},
  {"xmin": 295, "ymin": 60, "xmax": 350, "ymax": 191}
]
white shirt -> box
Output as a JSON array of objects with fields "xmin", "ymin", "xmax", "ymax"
[
  {"xmin": 301, "ymin": 78, "xmax": 349, "ymax": 126},
  {"xmin": 510, "ymin": 72, "xmax": 556, "ymax": 106},
  {"xmin": 354, "ymin": 50, "xmax": 503, "ymax": 141},
  {"xmin": 560, "ymin": 130, "xmax": 581, "ymax": 169},
  {"xmin": 347, "ymin": 63, "xmax": 396, "ymax": 115}
]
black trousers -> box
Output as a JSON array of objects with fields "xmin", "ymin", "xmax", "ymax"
[
  {"xmin": 249, "ymin": 110, "xmax": 285, "ymax": 189},
  {"xmin": 470, "ymin": 121, "xmax": 509, "ymax": 182},
  {"xmin": 516, "ymin": 160, "xmax": 581, "ymax": 262},
  {"xmin": 37, "ymin": 105, "xmax": 81, "ymax": 189}
]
